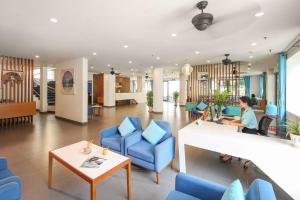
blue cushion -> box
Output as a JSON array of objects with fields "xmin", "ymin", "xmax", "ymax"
[
  {"xmin": 142, "ymin": 120, "xmax": 166, "ymax": 145},
  {"xmin": 245, "ymin": 179, "xmax": 276, "ymax": 200},
  {"xmin": 196, "ymin": 102, "xmax": 208, "ymax": 111},
  {"xmin": 101, "ymin": 135, "xmax": 121, "ymax": 152},
  {"xmin": 225, "ymin": 106, "xmax": 241, "ymax": 116},
  {"xmin": 167, "ymin": 191, "xmax": 201, "ymax": 200},
  {"xmin": 127, "ymin": 140, "xmax": 155, "ymax": 163},
  {"xmin": 265, "ymin": 102, "xmax": 278, "ymax": 116},
  {"xmin": 118, "ymin": 117, "xmax": 136, "ymax": 137},
  {"xmin": 0, "ymin": 169, "xmax": 13, "ymax": 180},
  {"xmin": 221, "ymin": 179, "xmax": 245, "ymax": 200}
]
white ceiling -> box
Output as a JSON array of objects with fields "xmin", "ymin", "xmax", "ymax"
[{"xmin": 0, "ymin": 0, "xmax": 300, "ymax": 75}]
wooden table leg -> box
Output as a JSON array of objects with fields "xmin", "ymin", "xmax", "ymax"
[
  {"xmin": 126, "ymin": 162, "xmax": 131, "ymax": 200},
  {"xmin": 48, "ymin": 154, "xmax": 53, "ymax": 188},
  {"xmin": 90, "ymin": 181, "xmax": 96, "ymax": 200}
]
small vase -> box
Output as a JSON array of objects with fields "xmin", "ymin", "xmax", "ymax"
[{"xmin": 290, "ymin": 134, "xmax": 300, "ymax": 147}]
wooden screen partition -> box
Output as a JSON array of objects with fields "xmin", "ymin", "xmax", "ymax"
[
  {"xmin": 0, "ymin": 56, "xmax": 36, "ymax": 128},
  {"xmin": 188, "ymin": 62, "xmax": 241, "ymax": 104},
  {"xmin": 93, "ymin": 73, "xmax": 104, "ymax": 105}
]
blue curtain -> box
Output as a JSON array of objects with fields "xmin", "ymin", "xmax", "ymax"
[
  {"xmin": 259, "ymin": 72, "xmax": 266, "ymax": 99},
  {"xmin": 243, "ymin": 76, "xmax": 251, "ymax": 97},
  {"xmin": 278, "ymin": 53, "xmax": 287, "ymax": 133}
]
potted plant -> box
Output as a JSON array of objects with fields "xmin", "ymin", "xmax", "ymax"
[
  {"xmin": 213, "ymin": 90, "xmax": 229, "ymax": 118},
  {"xmin": 146, "ymin": 91, "xmax": 153, "ymax": 112},
  {"xmin": 173, "ymin": 91, "xmax": 179, "ymax": 106},
  {"xmin": 286, "ymin": 121, "xmax": 300, "ymax": 147}
]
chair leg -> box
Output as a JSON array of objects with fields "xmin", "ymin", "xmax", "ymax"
[{"xmin": 156, "ymin": 172, "xmax": 160, "ymax": 184}]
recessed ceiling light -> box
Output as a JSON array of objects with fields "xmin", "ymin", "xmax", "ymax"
[
  {"xmin": 251, "ymin": 42, "xmax": 257, "ymax": 46},
  {"xmin": 195, "ymin": 51, "xmax": 200, "ymax": 55},
  {"xmin": 248, "ymin": 63, "xmax": 252, "ymax": 66},
  {"xmin": 207, "ymin": 60, "xmax": 211, "ymax": 63},
  {"xmin": 171, "ymin": 33, "xmax": 177, "ymax": 37},
  {"xmin": 128, "ymin": 61, "xmax": 133, "ymax": 64},
  {"xmin": 107, "ymin": 64, "xmax": 111, "ymax": 67},
  {"xmin": 50, "ymin": 18, "xmax": 58, "ymax": 23},
  {"xmin": 92, "ymin": 52, "xmax": 97, "ymax": 56},
  {"xmin": 123, "ymin": 45, "xmax": 128, "ymax": 48},
  {"xmin": 90, "ymin": 66, "xmax": 94, "ymax": 69},
  {"xmin": 255, "ymin": 12, "xmax": 264, "ymax": 17},
  {"xmin": 35, "ymin": 55, "xmax": 39, "ymax": 58},
  {"xmin": 175, "ymin": 63, "xmax": 178, "ymax": 66},
  {"xmin": 156, "ymin": 56, "xmax": 160, "ymax": 60},
  {"xmin": 249, "ymin": 55, "xmax": 253, "ymax": 59}
]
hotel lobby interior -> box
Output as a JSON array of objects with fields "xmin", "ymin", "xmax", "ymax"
[{"xmin": 1, "ymin": 0, "xmax": 300, "ymax": 200}]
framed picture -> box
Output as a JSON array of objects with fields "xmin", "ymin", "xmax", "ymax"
[
  {"xmin": 197, "ymin": 72, "xmax": 209, "ymax": 81},
  {"xmin": 61, "ymin": 68, "xmax": 75, "ymax": 95}
]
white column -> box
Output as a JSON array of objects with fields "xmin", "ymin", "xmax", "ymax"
[
  {"xmin": 40, "ymin": 66, "xmax": 48, "ymax": 112},
  {"xmin": 104, "ymin": 74, "xmax": 116, "ymax": 107},
  {"xmin": 266, "ymin": 69, "xmax": 276, "ymax": 104},
  {"xmin": 179, "ymin": 72, "xmax": 187, "ymax": 106},
  {"xmin": 153, "ymin": 68, "xmax": 164, "ymax": 113},
  {"xmin": 137, "ymin": 75, "xmax": 143, "ymax": 92}
]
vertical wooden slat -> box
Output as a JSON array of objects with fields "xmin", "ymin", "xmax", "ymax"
[{"xmin": 31, "ymin": 59, "xmax": 34, "ymax": 102}]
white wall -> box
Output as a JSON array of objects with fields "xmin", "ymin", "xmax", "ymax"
[
  {"xmin": 287, "ymin": 51, "xmax": 300, "ymax": 118},
  {"xmin": 55, "ymin": 57, "xmax": 88, "ymax": 123},
  {"xmin": 103, "ymin": 74, "xmax": 116, "ymax": 107},
  {"xmin": 250, "ymin": 75, "xmax": 260, "ymax": 97}
]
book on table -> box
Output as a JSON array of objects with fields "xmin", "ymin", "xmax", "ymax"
[{"xmin": 81, "ymin": 156, "xmax": 106, "ymax": 168}]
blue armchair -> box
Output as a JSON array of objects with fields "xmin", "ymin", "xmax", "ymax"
[
  {"xmin": 125, "ymin": 120, "xmax": 176, "ymax": 184},
  {"xmin": 167, "ymin": 173, "xmax": 276, "ymax": 200},
  {"xmin": 99, "ymin": 116, "xmax": 142, "ymax": 155},
  {"xmin": 0, "ymin": 157, "xmax": 21, "ymax": 200}
]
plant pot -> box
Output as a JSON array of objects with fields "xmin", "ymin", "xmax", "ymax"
[{"xmin": 290, "ymin": 133, "xmax": 300, "ymax": 147}]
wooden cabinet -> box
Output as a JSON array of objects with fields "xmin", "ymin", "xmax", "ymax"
[{"xmin": 93, "ymin": 74, "xmax": 104, "ymax": 105}]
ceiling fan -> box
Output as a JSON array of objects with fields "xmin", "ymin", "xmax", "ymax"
[
  {"xmin": 110, "ymin": 68, "xmax": 120, "ymax": 76},
  {"xmin": 222, "ymin": 54, "xmax": 232, "ymax": 65},
  {"xmin": 192, "ymin": 1, "xmax": 213, "ymax": 31}
]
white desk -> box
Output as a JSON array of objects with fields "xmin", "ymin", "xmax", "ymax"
[{"xmin": 178, "ymin": 121, "xmax": 300, "ymax": 199}]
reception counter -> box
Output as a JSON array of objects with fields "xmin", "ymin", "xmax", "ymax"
[
  {"xmin": 115, "ymin": 93, "xmax": 146, "ymax": 104},
  {"xmin": 0, "ymin": 102, "xmax": 36, "ymax": 127}
]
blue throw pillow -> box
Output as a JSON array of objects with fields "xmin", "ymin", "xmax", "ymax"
[
  {"xmin": 221, "ymin": 179, "xmax": 245, "ymax": 200},
  {"xmin": 142, "ymin": 120, "xmax": 166, "ymax": 145},
  {"xmin": 196, "ymin": 102, "xmax": 208, "ymax": 111},
  {"xmin": 118, "ymin": 117, "xmax": 136, "ymax": 137}
]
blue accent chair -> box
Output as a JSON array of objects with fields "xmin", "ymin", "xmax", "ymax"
[
  {"xmin": 166, "ymin": 173, "xmax": 276, "ymax": 200},
  {"xmin": 99, "ymin": 116, "xmax": 142, "ymax": 155},
  {"xmin": 0, "ymin": 157, "xmax": 21, "ymax": 200},
  {"xmin": 125, "ymin": 120, "xmax": 176, "ymax": 184}
]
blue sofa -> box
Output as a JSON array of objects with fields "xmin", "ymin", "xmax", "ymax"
[
  {"xmin": 125, "ymin": 120, "xmax": 176, "ymax": 184},
  {"xmin": 0, "ymin": 157, "xmax": 21, "ymax": 200},
  {"xmin": 167, "ymin": 173, "xmax": 276, "ymax": 200},
  {"xmin": 99, "ymin": 116, "xmax": 142, "ymax": 155}
]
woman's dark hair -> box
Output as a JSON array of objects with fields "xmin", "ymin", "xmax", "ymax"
[
  {"xmin": 239, "ymin": 96, "xmax": 252, "ymax": 107},
  {"xmin": 251, "ymin": 94, "xmax": 255, "ymax": 98}
]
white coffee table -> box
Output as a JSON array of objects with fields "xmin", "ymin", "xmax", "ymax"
[{"xmin": 48, "ymin": 141, "xmax": 131, "ymax": 200}]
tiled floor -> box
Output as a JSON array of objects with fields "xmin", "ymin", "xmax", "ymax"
[{"xmin": 0, "ymin": 103, "xmax": 291, "ymax": 200}]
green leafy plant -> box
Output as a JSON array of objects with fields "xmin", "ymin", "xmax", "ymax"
[
  {"xmin": 213, "ymin": 90, "xmax": 229, "ymax": 116},
  {"xmin": 146, "ymin": 91, "xmax": 153, "ymax": 108},
  {"xmin": 286, "ymin": 121, "xmax": 300, "ymax": 137},
  {"xmin": 173, "ymin": 91, "xmax": 179, "ymax": 105}
]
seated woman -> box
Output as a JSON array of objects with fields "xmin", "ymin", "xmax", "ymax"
[
  {"xmin": 250, "ymin": 94, "xmax": 258, "ymax": 106},
  {"xmin": 221, "ymin": 96, "xmax": 258, "ymax": 162}
]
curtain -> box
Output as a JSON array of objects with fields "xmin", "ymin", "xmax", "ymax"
[
  {"xmin": 259, "ymin": 72, "xmax": 266, "ymax": 99},
  {"xmin": 243, "ymin": 76, "xmax": 251, "ymax": 97},
  {"xmin": 278, "ymin": 53, "xmax": 287, "ymax": 133}
]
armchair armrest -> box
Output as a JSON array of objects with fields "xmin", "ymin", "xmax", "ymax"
[
  {"xmin": 124, "ymin": 131, "xmax": 142, "ymax": 155},
  {"xmin": 0, "ymin": 157, "xmax": 7, "ymax": 171},
  {"xmin": 0, "ymin": 176, "xmax": 21, "ymax": 187},
  {"xmin": 99, "ymin": 126, "xmax": 119, "ymax": 144},
  {"xmin": 175, "ymin": 173, "xmax": 226, "ymax": 200},
  {"xmin": 0, "ymin": 182, "xmax": 21, "ymax": 200},
  {"xmin": 155, "ymin": 136, "xmax": 175, "ymax": 172}
]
